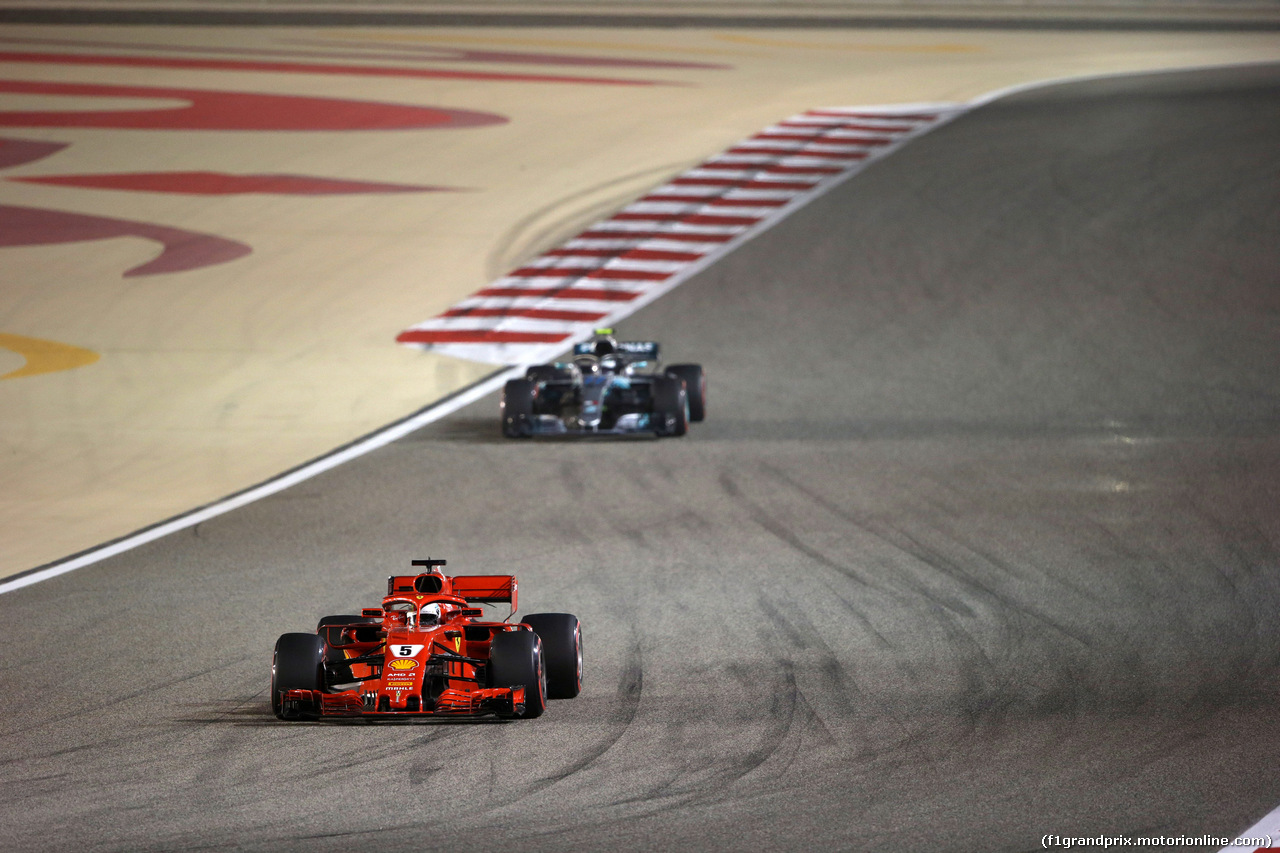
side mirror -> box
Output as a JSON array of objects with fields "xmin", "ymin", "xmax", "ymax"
[
  {"xmin": 361, "ymin": 608, "xmax": 383, "ymax": 618},
  {"xmin": 322, "ymin": 624, "xmax": 381, "ymax": 647}
]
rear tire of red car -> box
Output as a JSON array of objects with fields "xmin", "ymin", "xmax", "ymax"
[
  {"xmin": 489, "ymin": 629, "xmax": 546, "ymax": 718},
  {"xmin": 501, "ymin": 379, "xmax": 536, "ymax": 439},
  {"xmin": 664, "ymin": 364, "xmax": 706, "ymax": 423},
  {"xmin": 521, "ymin": 613, "xmax": 582, "ymax": 700},
  {"xmin": 651, "ymin": 376, "xmax": 688, "ymax": 437},
  {"xmin": 271, "ymin": 632, "xmax": 325, "ymax": 720}
]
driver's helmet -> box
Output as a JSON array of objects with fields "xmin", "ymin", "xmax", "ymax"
[
  {"xmin": 419, "ymin": 602, "xmax": 444, "ymax": 630},
  {"xmin": 574, "ymin": 354, "xmax": 602, "ymax": 376},
  {"xmin": 591, "ymin": 334, "xmax": 618, "ymax": 357}
]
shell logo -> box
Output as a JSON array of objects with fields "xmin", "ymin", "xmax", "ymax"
[{"xmin": 388, "ymin": 659, "xmax": 418, "ymax": 671}]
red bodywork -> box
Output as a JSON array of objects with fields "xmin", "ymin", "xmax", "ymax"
[{"xmin": 280, "ymin": 570, "xmax": 529, "ymax": 719}]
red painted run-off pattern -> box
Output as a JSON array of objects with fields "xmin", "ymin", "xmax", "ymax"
[{"xmin": 397, "ymin": 104, "xmax": 962, "ymax": 365}]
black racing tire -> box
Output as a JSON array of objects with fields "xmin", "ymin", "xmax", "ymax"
[
  {"xmin": 525, "ymin": 364, "xmax": 561, "ymax": 384},
  {"xmin": 665, "ymin": 364, "xmax": 706, "ymax": 423},
  {"xmin": 489, "ymin": 629, "xmax": 547, "ymax": 718},
  {"xmin": 501, "ymin": 379, "xmax": 536, "ymax": 439},
  {"xmin": 521, "ymin": 613, "xmax": 582, "ymax": 700},
  {"xmin": 271, "ymin": 632, "xmax": 325, "ymax": 720},
  {"xmin": 651, "ymin": 376, "xmax": 688, "ymax": 437}
]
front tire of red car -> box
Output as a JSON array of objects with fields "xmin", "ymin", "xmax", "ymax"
[
  {"xmin": 489, "ymin": 629, "xmax": 546, "ymax": 719},
  {"xmin": 271, "ymin": 632, "xmax": 325, "ymax": 720},
  {"xmin": 521, "ymin": 613, "xmax": 582, "ymax": 699}
]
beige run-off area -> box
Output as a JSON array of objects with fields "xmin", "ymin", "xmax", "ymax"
[{"xmin": 2, "ymin": 19, "xmax": 1279, "ymax": 580}]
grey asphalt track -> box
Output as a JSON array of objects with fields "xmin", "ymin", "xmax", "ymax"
[{"xmin": 3, "ymin": 63, "xmax": 1279, "ymax": 852}]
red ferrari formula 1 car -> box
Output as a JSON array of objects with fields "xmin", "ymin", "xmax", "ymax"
[{"xmin": 270, "ymin": 559, "xmax": 582, "ymax": 720}]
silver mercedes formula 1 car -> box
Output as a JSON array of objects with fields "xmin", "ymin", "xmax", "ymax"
[{"xmin": 500, "ymin": 330, "xmax": 705, "ymax": 438}]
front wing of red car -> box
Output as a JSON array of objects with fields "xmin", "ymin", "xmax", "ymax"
[{"xmin": 281, "ymin": 685, "xmax": 526, "ymax": 719}]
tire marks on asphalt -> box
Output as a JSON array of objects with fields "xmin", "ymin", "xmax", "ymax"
[{"xmin": 529, "ymin": 633, "xmax": 644, "ymax": 790}]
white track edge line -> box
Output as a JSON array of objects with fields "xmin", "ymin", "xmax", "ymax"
[
  {"xmin": 0, "ymin": 365, "xmax": 523, "ymax": 597},
  {"xmin": 410, "ymin": 101, "xmax": 966, "ymax": 365},
  {"xmin": 1222, "ymin": 802, "xmax": 1280, "ymax": 851},
  {"xmin": 541, "ymin": 100, "xmax": 967, "ymax": 344}
]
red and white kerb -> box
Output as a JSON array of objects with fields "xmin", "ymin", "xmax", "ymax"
[{"xmin": 397, "ymin": 103, "xmax": 962, "ymax": 365}]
